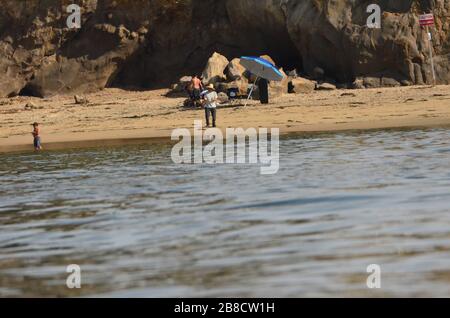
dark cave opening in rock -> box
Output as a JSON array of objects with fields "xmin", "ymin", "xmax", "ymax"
[
  {"xmin": 110, "ymin": 43, "xmax": 303, "ymax": 91},
  {"xmin": 109, "ymin": 0, "xmax": 304, "ymax": 90},
  {"xmin": 18, "ymin": 85, "xmax": 37, "ymax": 98}
]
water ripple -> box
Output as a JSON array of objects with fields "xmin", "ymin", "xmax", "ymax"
[{"xmin": 1, "ymin": 128, "xmax": 450, "ymax": 297}]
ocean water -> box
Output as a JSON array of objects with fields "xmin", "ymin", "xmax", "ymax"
[{"xmin": 1, "ymin": 127, "xmax": 450, "ymax": 297}]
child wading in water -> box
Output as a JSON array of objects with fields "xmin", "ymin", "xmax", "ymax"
[{"xmin": 31, "ymin": 122, "xmax": 42, "ymax": 151}]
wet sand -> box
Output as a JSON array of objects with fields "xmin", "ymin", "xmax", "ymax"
[{"xmin": 1, "ymin": 85, "xmax": 450, "ymax": 153}]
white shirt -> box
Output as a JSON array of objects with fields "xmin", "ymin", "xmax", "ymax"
[{"xmin": 203, "ymin": 91, "xmax": 218, "ymax": 109}]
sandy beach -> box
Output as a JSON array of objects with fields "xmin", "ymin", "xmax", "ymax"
[{"xmin": 1, "ymin": 85, "xmax": 450, "ymax": 153}]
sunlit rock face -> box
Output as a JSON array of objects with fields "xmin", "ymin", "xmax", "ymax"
[
  {"xmin": 282, "ymin": 0, "xmax": 449, "ymax": 85},
  {"xmin": 0, "ymin": 0, "xmax": 448, "ymax": 97}
]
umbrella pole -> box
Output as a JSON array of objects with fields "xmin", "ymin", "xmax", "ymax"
[{"xmin": 244, "ymin": 76, "xmax": 259, "ymax": 107}]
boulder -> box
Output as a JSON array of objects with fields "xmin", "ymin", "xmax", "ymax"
[
  {"xmin": 352, "ymin": 78, "xmax": 365, "ymax": 89},
  {"xmin": 74, "ymin": 95, "xmax": 89, "ymax": 105},
  {"xmin": 171, "ymin": 76, "xmax": 192, "ymax": 92},
  {"xmin": 381, "ymin": 77, "xmax": 401, "ymax": 87},
  {"xmin": 288, "ymin": 77, "xmax": 316, "ymax": 94},
  {"xmin": 215, "ymin": 82, "xmax": 228, "ymax": 93},
  {"xmin": 229, "ymin": 79, "xmax": 249, "ymax": 96},
  {"xmin": 216, "ymin": 79, "xmax": 248, "ymax": 96},
  {"xmin": 217, "ymin": 92, "xmax": 229, "ymax": 103},
  {"xmin": 268, "ymin": 68, "xmax": 288, "ymax": 98},
  {"xmin": 315, "ymin": 82, "xmax": 336, "ymax": 91},
  {"xmin": 363, "ymin": 77, "xmax": 382, "ymax": 89},
  {"xmin": 225, "ymin": 58, "xmax": 246, "ymax": 81},
  {"xmin": 259, "ymin": 55, "xmax": 276, "ymax": 65},
  {"xmin": 288, "ymin": 69, "xmax": 299, "ymax": 78},
  {"xmin": 400, "ymin": 80, "xmax": 413, "ymax": 86},
  {"xmin": 201, "ymin": 52, "xmax": 229, "ymax": 85},
  {"xmin": 179, "ymin": 76, "xmax": 193, "ymax": 86},
  {"xmin": 24, "ymin": 102, "xmax": 37, "ymax": 110}
]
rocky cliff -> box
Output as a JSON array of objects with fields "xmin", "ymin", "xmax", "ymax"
[{"xmin": 0, "ymin": 0, "xmax": 448, "ymax": 98}]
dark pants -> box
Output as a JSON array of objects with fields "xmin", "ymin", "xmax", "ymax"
[
  {"xmin": 34, "ymin": 136, "xmax": 41, "ymax": 149},
  {"xmin": 192, "ymin": 89, "xmax": 201, "ymax": 107},
  {"xmin": 193, "ymin": 89, "xmax": 201, "ymax": 100},
  {"xmin": 205, "ymin": 108, "xmax": 217, "ymax": 127},
  {"xmin": 186, "ymin": 88, "xmax": 194, "ymax": 100}
]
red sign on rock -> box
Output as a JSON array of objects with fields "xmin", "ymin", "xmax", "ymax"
[{"xmin": 419, "ymin": 14, "xmax": 435, "ymax": 27}]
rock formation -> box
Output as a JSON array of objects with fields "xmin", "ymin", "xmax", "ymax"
[
  {"xmin": 0, "ymin": 0, "xmax": 448, "ymax": 98},
  {"xmin": 201, "ymin": 52, "xmax": 229, "ymax": 85},
  {"xmin": 225, "ymin": 58, "xmax": 246, "ymax": 81},
  {"xmin": 289, "ymin": 77, "xmax": 317, "ymax": 94}
]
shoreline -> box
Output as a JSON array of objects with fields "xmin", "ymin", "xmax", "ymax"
[
  {"xmin": 1, "ymin": 85, "xmax": 450, "ymax": 154},
  {"xmin": 2, "ymin": 121, "xmax": 450, "ymax": 154}
]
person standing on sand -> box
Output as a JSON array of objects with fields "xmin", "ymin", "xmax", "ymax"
[
  {"xmin": 31, "ymin": 122, "xmax": 42, "ymax": 151},
  {"xmin": 258, "ymin": 78, "xmax": 269, "ymax": 104},
  {"xmin": 202, "ymin": 84, "xmax": 218, "ymax": 128},
  {"xmin": 191, "ymin": 75, "xmax": 204, "ymax": 108}
]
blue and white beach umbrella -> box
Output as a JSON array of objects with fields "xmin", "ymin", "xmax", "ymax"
[
  {"xmin": 239, "ymin": 56, "xmax": 284, "ymax": 82},
  {"xmin": 239, "ymin": 56, "xmax": 285, "ymax": 105}
]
